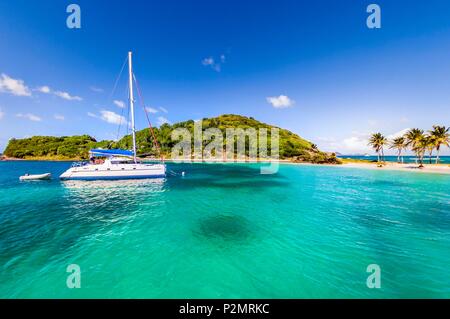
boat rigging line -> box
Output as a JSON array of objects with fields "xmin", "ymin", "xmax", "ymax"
[
  {"xmin": 116, "ymin": 80, "xmax": 133, "ymax": 142},
  {"xmin": 108, "ymin": 55, "xmax": 128, "ymax": 102},
  {"xmin": 133, "ymin": 73, "xmax": 163, "ymax": 162}
]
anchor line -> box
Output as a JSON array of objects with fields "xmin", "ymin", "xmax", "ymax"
[{"xmin": 168, "ymin": 169, "xmax": 184, "ymax": 177}]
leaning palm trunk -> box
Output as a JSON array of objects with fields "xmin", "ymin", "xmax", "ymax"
[
  {"xmin": 414, "ymin": 149, "xmax": 422, "ymax": 167},
  {"xmin": 436, "ymin": 147, "xmax": 440, "ymax": 164}
]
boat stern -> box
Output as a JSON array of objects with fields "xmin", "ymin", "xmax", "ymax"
[{"xmin": 59, "ymin": 168, "xmax": 74, "ymax": 180}]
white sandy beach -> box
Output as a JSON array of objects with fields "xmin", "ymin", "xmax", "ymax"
[
  {"xmin": 166, "ymin": 158, "xmax": 450, "ymax": 175},
  {"xmin": 340, "ymin": 162, "xmax": 450, "ymax": 175}
]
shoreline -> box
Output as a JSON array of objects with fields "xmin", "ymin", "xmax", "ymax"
[
  {"xmin": 140, "ymin": 158, "xmax": 450, "ymax": 175},
  {"xmin": 2, "ymin": 157, "xmax": 450, "ymax": 175},
  {"xmin": 339, "ymin": 162, "xmax": 450, "ymax": 175}
]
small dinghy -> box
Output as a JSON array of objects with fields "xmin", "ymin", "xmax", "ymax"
[{"xmin": 19, "ymin": 173, "xmax": 51, "ymax": 181}]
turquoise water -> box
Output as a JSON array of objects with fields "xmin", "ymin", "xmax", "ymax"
[{"xmin": 0, "ymin": 161, "xmax": 449, "ymax": 298}]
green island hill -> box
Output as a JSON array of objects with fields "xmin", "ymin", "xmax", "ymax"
[{"xmin": 3, "ymin": 114, "xmax": 340, "ymax": 164}]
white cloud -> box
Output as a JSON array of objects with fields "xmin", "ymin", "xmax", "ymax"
[
  {"xmin": 100, "ymin": 110, "xmax": 126, "ymax": 125},
  {"xmin": 320, "ymin": 128, "xmax": 412, "ymax": 154},
  {"xmin": 386, "ymin": 128, "xmax": 411, "ymax": 140},
  {"xmin": 266, "ymin": 95, "xmax": 295, "ymax": 108},
  {"xmin": 54, "ymin": 91, "xmax": 82, "ymax": 101},
  {"xmin": 54, "ymin": 114, "xmax": 65, "ymax": 120},
  {"xmin": 35, "ymin": 85, "xmax": 82, "ymax": 101},
  {"xmin": 87, "ymin": 112, "xmax": 98, "ymax": 118},
  {"xmin": 317, "ymin": 136, "xmax": 336, "ymax": 143},
  {"xmin": 342, "ymin": 135, "xmax": 371, "ymax": 153},
  {"xmin": 146, "ymin": 107, "xmax": 158, "ymax": 114},
  {"xmin": 0, "ymin": 73, "xmax": 31, "ymax": 96},
  {"xmin": 202, "ymin": 54, "xmax": 226, "ymax": 72},
  {"xmin": 316, "ymin": 131, "xmax": 371, "ymax": 154},
  {"xmin": 159, "ymin": 106, "xmax": 168, "ymax": 113},
  {"xmin": 145, "ymin": 106, "xmax": 167, "ymax": 114},
  {"xmin": 36, "ymin": 86, "xmax": 51, "ymax": 93},
  {"xmin": 16, "ymin": 113, "xmax": 42, "ymax": 122},
  {"xmin": 157, "ymin": 116, "xmax": 170, "ymax": 126},
  {"xmin": 113, "ymin": 100, "xmax": 126, "ymax": 108},
  {"xmin": 90, "ymin": 86, "xmax": 104, "ymax": 93},
  {"xmin": 202, "ymin": 57, "xmax": 214, "ymax": 66}
]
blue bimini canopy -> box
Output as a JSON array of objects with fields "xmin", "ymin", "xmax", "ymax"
[{"xmin": 89, "ymin": 149, "xmax": 134, "ymax": 157}]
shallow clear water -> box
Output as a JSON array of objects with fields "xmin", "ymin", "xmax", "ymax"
[{"xmin": 0, "ymin": 161, "xmax": 449, "ymax": 298}]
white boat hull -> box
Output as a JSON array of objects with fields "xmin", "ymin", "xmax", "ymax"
[
  {"xmin": 20, "ymin": 173, "xmax": 52, "ymax": 181},
  {"xmin": 60, "ymin": 162, "xmax": 166, "ymax": 180}
]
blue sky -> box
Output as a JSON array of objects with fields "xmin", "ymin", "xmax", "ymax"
[{"xmin": 0, "ymin": 0, "xmax": 449, "ymax": 154}]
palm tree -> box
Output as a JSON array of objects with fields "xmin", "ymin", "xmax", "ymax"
[
  {"xmin": 405, "ymin": 128, "xmax": 426, "ymax": 167},
  {"xmin": 424, "ymin": 135, "xmax": 436, "ymax": 164},
  {"xmin": 390, "ymin": 136, "xmax": 406, "ymax": 163},
  {"xmin": 429, "ymin": 125, "xmax": 450, "ymax": 164},
  {"xmin": 368, "ymin": 133, "xmax": 387, "ymax": 164}
]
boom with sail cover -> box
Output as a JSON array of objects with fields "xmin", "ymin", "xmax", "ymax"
[{"xmin": 89, "ymin": 149, "xmax": 134, "ymax": 157}]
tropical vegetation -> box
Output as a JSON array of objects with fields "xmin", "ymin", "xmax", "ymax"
[
  {"xmin": 368, "ymin": 132, "xmax": 387, "ymax": 164},
  {"xmin": 429, "ymin": 125, "xmax": 450, "ymax": 164},
  {"xmin": 390, "ymin": 136, "xmax": 406, "ymax": 163},
  {"xmin": 369, "ymin": 125, "xmax": 449, "ymax": 167},
  {"xmin": 3, "ymin": 114, "xmax": 339, "ymax": 164}
]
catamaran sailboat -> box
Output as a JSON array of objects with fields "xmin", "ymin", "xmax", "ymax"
[{"xmin": 60, "ymin": 52, "xmax": 166, "ymax": 180}]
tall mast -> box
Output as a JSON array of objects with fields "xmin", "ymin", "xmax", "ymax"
[{"xmin": 128, "ymin": 51, "xmax": 137, "ymax": 163}]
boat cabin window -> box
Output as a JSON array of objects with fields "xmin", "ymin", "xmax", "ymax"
[{"xmin": 111, "ymin": 160, "xmax": 135, "ymax": 164}]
